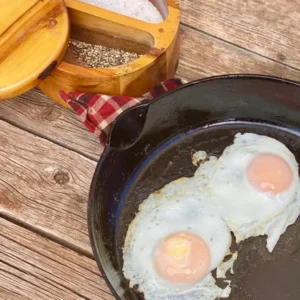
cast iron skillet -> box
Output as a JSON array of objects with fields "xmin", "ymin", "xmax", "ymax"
[{"xmin": 88, "ymin": 75, "xmax": 300, "ymax": 300}]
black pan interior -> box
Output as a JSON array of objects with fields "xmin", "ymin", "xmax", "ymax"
[{"xmin": 88, "ymin": 75, "xmax": 300, "ymax": 300}]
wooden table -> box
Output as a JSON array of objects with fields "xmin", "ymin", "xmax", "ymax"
[{"xmin": 0, "ymin": 1, "xmax": 299, "ymax": 299}]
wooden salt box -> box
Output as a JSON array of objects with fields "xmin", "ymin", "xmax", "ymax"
[{"xmin": 0, "ymin": 0, "xmax": 180, "ymax": 108}]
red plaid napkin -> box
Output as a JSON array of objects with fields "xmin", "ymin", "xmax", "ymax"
[{"xmin": 60, "ymin": 78, "xmax": 183, "ymax": 146}]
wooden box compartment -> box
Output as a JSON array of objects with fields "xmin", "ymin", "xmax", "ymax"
[{"xmin": 39, "ymin": 0, "xmax": 180, "ymax": 108}]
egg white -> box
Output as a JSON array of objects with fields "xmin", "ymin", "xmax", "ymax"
[
  {"xmin": 123, "ymin": 172, "xmax": 232, "ymax": 299},
  {"xmin": 207, "ymin": 133, "xmax": 300, "ymax": 251}
]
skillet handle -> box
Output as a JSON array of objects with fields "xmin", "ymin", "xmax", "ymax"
[{"xmin": 108, "ymin": 104, "xmax": 149, "ymax": 149}]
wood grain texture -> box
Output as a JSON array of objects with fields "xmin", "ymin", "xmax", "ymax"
[
  {"xmin": 0, "ymin": 218, "xmax": 114, "ymax": 300},
  {"xmin": 0, "ymin": 0, "xmax": 37, "ymax": 35},
  {"xmin": 1, "ymin": 26, "xmax": 299, "ymax": 164},
  {"xmin": 180, "ymin": 0, "xmax": 300, "ymax": 71},
  {"xmin": 176, "ymin": 25, "xmax": 300, "ymax": 82},
  {"xmin": 0, "ymin": 120, "xmax": 96, "ymax": 255},
  {"xmin": 0, "ymin": 287, "xmax": 32, "ymax": 300},
  {"xmin": 0, "ymin": 0, "xmax": 69, "ymax": 100},
  {"xmin": 0, "ymin": 88, "xmax": 102, "ymax": 161}
]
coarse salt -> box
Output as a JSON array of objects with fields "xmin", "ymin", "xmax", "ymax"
[{"xmin": 77, "ymin": 0, "xmax": 164, "ymax": 23}]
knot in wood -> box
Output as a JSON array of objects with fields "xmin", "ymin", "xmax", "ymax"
[
  {"xmin": 277, "ymin": 53, "xmax": 286, "ymax": 62},
  {"xmin": 54, "ymin": 170, "xmax": 70, "ymax": 185},
  {"xmin": 44, "ymin": 107, "xmax": 61, "ymax": 121},
  {"xmin": 50, "ymin": 19, "xmax": 58, "ymax": 27}
]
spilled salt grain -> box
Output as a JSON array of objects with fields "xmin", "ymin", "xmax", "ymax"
[{"xmin": 77, "ymin": 0, "xmax": 164, "ymax": 23}]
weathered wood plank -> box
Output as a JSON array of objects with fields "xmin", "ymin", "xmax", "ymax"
[
  {"xmin": 0, "ymin": 120, "xmax": 96, "ymax": 255},
  {"xmin": 0, "ymin": 218, "xmax": 113, "ymax": 300},
  {"xmin": 176, "ymin": 25, "xmax": 300, "ymax": 82},
  {"xmin": 1, "ymin": 22, "xmax": 299, "ymax": 163},
  {"xmin": 180, "ymin": 0, "xmax": 300, "ymax": 70},
  {"xmin": 0, "ymin": 287, "xmax": 32, "ymax": 300},
  {"xmin": 0, "ymin": 88, "xmax": 102, "ymax": 161}
]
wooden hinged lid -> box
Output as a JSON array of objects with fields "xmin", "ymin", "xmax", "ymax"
[{"xmin": 0, "ymin": 0, "xmax": 69, "ymax": 100}]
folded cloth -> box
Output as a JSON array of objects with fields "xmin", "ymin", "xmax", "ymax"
[{"xmin": 59, "ymin": 78, "xmax": 183, "ymax": 146}]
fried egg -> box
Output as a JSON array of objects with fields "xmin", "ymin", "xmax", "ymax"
[
  {"xmin": 123, "ymin": 174, "xmax": 232, "ymax": 300},
  {"xmin": 207, "ymin": 133, "xmax": 300, "ymax": 251}
]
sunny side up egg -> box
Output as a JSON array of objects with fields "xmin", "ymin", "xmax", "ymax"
[
  {"xmin": 123, "ymin": 174, "xmax": 232, "ymax": 300},
  {"xmin": 208, "ymin": 133, "xmax": 300, "ymax": 251}
]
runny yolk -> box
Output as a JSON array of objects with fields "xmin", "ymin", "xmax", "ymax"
[
  {"xmin": 153, "ymin": 232, "xmax": 211, "ymax": 284},
  {"xmin": 247, "ymin": 153, "xmax": 293, "ymax": 194}
]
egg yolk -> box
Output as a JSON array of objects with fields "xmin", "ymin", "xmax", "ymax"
[
  {"xmin": 154, "ymin": 232, "xmax": 211, "ymax": 284},
  {"xmin": 247, "ymin": 153, "xmax": 293, "ymax": 194}
]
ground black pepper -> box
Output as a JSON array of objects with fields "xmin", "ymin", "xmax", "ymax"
[{"xmin": 68, "ymin": 39, "xmax": 141, "ymax": 68}]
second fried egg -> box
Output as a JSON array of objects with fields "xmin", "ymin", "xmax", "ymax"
[
  {"xmin": 207, "ymin": 133, "xmax": 300, "ymax": 251},
  {"xmin": 123, "ymin": 175, "xmax": 232, "ymax": 300}
]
